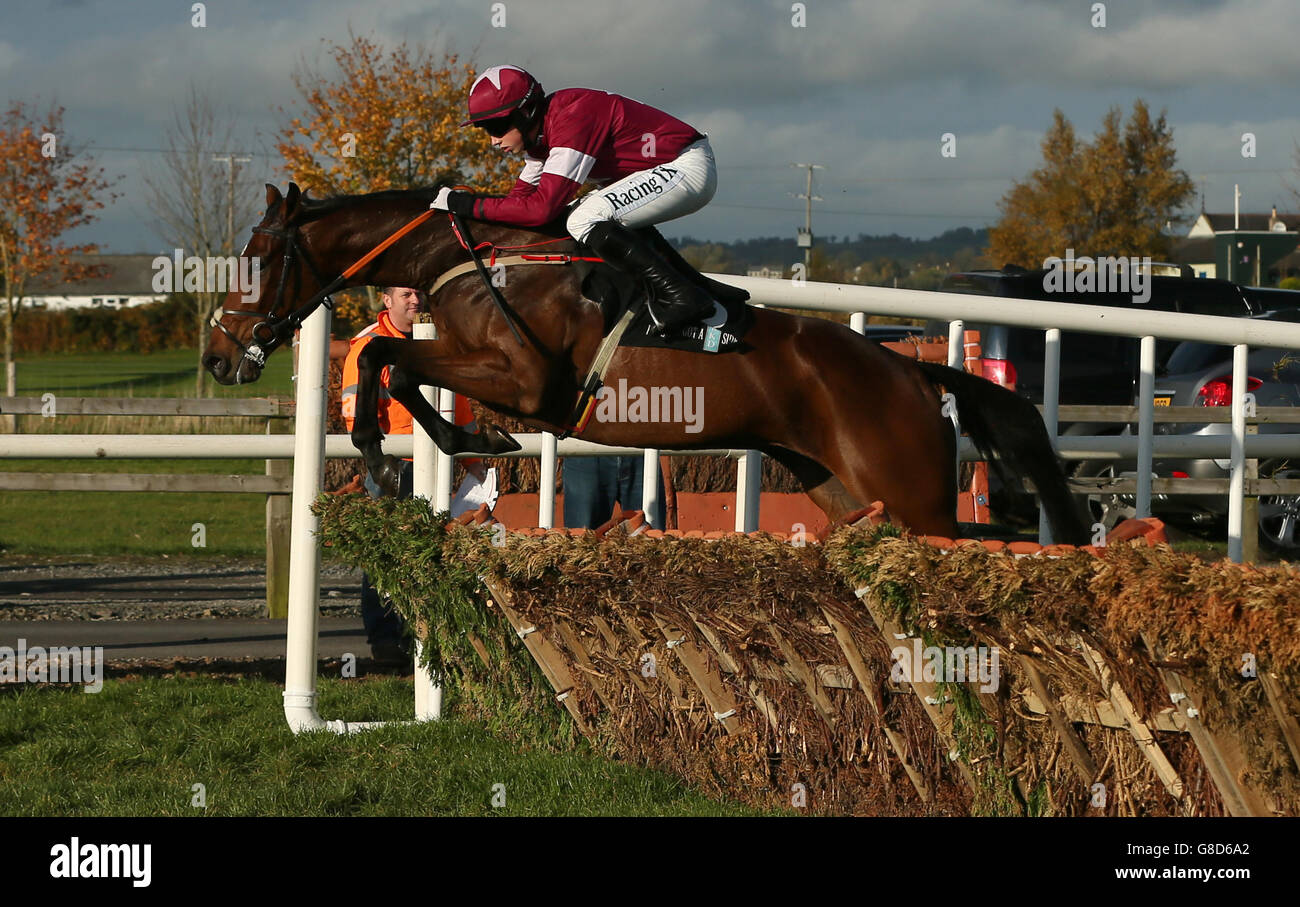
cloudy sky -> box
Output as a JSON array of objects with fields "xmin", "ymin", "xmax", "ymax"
[{"xmin": 3, "ymin": 0, "xmax": 1298, "ymax": 253}]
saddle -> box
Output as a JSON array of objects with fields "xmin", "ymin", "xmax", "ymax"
[
  {"xmin": 434, "ymin": 212, "xmax": 755, "ymax": 436},
  {"xmin": 554, "ymin": 227, "xmax": 755, "ymax": 437}
]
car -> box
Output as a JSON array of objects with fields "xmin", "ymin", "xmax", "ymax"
[
  {"xmin": 860, "ymin": 323, "xmax": 929, "ymax": 345},
  {"xmin": 926, "ymin": 266, "xmax": 1270, "ymax": 408},
  {"xmin": 1075, "ymin": 309, "xmax": 1300, "ymax": 551},
  {"xmin": 925, "ymin": 266, "xmax": 1300, "ymax": 526}
]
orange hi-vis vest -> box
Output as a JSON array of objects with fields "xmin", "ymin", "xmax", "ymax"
[{"xmin": 341, "ymin": 311, "xmax": 479, "ymax": 464}]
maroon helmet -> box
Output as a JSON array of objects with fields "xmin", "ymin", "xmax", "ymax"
[{"xmin": 461, "ymin": 64, "xmax": 545, "ymax": 132}]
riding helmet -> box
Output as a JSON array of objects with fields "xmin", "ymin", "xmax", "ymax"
[{"xmin": 461, "ymin": 64, "xmax": 545, "ymax": 136}]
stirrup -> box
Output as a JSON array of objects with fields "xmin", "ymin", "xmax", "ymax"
[{"xmin": 647, "ymin": 294, "xmax": 713, "ymax": 335}]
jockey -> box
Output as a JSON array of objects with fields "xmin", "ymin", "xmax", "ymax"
[{"xmin": 432, "ymin": 64, "xmax": 717, "ymax": 334}]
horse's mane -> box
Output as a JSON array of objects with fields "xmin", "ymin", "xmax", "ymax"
[
  {"xmin": 295, "ymin": 186, "xmax": 443, "ymax": 223},
  {"xmin": 289, "ymin": 182, "xmax": 573, "ymax": 239}
]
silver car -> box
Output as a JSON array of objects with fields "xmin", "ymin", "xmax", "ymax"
[{"xmin": 1075, "ymin": 310, "xmax": 1300, "ymax": 551}]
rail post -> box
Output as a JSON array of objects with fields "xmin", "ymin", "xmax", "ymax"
[
  {"xmin": 1136, "ymin": 336, "xmax": 1156, "ymax": 519},
  {"xmin": 540, "ymin": 432, "xmax": 557, "ymax": 528},
  {"xmin": 264, "ymin": 418, "xmax": 292, "ymax": 619},
  {"xmin": 735, "ymin": 450, "xmax": 761, "ymax": 533},
  {"xmin": 283, "ymin": 307, "xmax": 330, "ymax": 731},
  {"xmin": 412, "ymin": 316, "xmax": 443, "ymax": 721},
  {"xmin": 1039, "ymin": 328, "xmax": 1061, "ymax": 544},
  {"xmin": 1228, "ymin": 343, "xmax": 1249, "ymax": 562},
  {"xmin": 642, "ymin": 448, "xmax": 662, "ymax": 527}
]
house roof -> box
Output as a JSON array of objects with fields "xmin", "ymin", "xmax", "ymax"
[
  {"xmin": 1166, "ymin": 236, "xmax": 1217, "ymax": 263},
  {"xmin": 22, "ymin": 254, "xmax": 163, "ymax": 296},
  {"xmin": 1195, "ymin": 212, "xmax": 1298, "ymax": 233}
]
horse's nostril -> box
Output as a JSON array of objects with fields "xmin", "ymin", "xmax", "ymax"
[{"xmin": 204, "ymin": 355, "xmax": 227, "ymax": 377}]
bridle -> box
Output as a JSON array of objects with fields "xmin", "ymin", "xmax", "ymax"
[
  {"xmin": 210, "ymin": 206, "xmax": 445, "ymax": 380},
  {"xmin": 208, "ymin": 224, "xmax": 333, "ymax": 380},
  {"xmin": 207, "ymin": 201, "xmax": 589, "ymax": 380}
]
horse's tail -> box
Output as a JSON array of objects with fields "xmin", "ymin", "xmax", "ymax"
[{"xmin": 914, "ymin": 360, "xmax": 1089, "ymax": 545}]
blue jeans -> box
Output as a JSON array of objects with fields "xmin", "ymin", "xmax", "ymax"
[
  {"xmin": 562, "ymin": 456, "xmax": 666, "ymax": 530},
  {"xmin": 361, "ymin": 460, "xmax": 413, "ymax": 647}
]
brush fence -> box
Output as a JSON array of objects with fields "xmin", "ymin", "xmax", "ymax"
[{"xmin": 315, "ymin": 494, "xmax": 1300, "ymax": 816}]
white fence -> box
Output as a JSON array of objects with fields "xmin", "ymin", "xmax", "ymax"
[
  {"xmin": 720, "ymin": 274, "xmax": 1300, "ymax": 561},
  {"xmin": 7, "ymin": 275, "xmax": 1300, "ymax": 733}
]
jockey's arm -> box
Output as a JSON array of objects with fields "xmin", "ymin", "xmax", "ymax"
[
  {"xmin": 451, "ymin": 152, "xmax": 591, "ymax": 227},
  {"xmin": 451, "ymin": 106, "xmax": 610, "ymax": 226}
]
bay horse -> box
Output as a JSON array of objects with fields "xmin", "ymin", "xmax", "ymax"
[{"xmin": 204, "ymin": 183, "xmax": 1086, "ymax": 543}]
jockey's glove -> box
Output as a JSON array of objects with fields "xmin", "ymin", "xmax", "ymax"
[{"xmin": 431, "ymin": 187, "xmax": 478, "ymax": 216}]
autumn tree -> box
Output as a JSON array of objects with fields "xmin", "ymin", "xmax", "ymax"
[
  {"xmin": 143, "ymin": 87, "xmax": 260, "ymax": 396},
  {"xmin": 0, "ymin": 101, "xmax": 118, "ymax": 398},
  {"xmin": 988, "ymin": 100, "xmax": 1195, "ymax": 268},
  {"xmin": 276, "ymin": 33, "xmax": 517, "ymax": 330}
]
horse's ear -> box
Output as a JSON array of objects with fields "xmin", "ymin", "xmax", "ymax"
[
  {"xmin": 284, "ymin": 182, "xmax": 302, "ymax": 216},
  {"xmin": 265, "ymin": 184, "xmax": 282, "ymax": 208}
]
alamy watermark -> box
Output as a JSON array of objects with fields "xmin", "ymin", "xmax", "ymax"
[
  {"xmin": 151, "ymin": 251, "xmax": 260, "ymax": 302},
  {"xmin": 1042, "ymin": 250, "xmax": 1152, "ymax": 304},
  {"xmin": 890, "ymin": 638, "xmax": 1001, "ymax": 693},
  {"xmin": 0, "ymin": 639, "xmax": 103, "ymax": 693},
  {"xmin": 591, "ymin": 378, "xmax": 704, "ymax": 434},
  {"xmin": 49, "ymin": 838, "xmax": 150, "ymax": 887}
]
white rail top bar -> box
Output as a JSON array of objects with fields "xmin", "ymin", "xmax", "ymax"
[
  {"xmin": 0, "ymin": 433, "xmax": 748, "ymax": 460},
  {"xmin": 6, "ymin": 432, "xmax": 1297, "ymax": 461},
  {"xmin": 711, "ymin": 274, "xmax": 1300, "ymax": 348}
]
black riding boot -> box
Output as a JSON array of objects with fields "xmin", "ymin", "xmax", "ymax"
[{"xmin": 585, "ymin": 220, "xmax": 716, "ymax": 334}]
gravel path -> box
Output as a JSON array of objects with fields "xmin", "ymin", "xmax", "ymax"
[
  {"xmin": 0, "ymin": 554, "xmax": 363, "ymax": 620},
  {"xmin": 0, "ymin": 556, "xmax": 416, "ymax": 676}
]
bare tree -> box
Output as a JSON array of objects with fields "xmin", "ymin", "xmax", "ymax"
[
  {"xmin": 143, "ymin": 87, "xmax": 260, "ymax": 396},
  {"xmin": 1288, "ymin": 141, "xmax": 1300, "ymax": 214}
]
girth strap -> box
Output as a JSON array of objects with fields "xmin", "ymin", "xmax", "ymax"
[
  {"xmin": 427, "ymin": 254, "xmax": 577, "ymax": 296},
  {"xmin": 426, "ymin": 252, "xmax": 638, "ymax": 440},
  {"xmin": 559, "ymin": 306, "xmax": 637, "ymax": 440}
]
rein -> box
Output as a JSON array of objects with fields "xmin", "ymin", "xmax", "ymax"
[
  {"xmin": 447, "ymin": 212, "xmax": 527, "ymax": 347},
  {"xmin": 442, "ymin": 212, "xmax": 603, "ymax": 348},
  {"xmin": 212, "ymin": 201, "xmax": 601, "ymax": 379}
]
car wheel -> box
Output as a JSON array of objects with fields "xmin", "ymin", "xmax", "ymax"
[
  {"xmin": 1258, "ymin": 468, "xmax": 1300, "ymax": 553},
  {"xmin": 1072, "ymin": 460, "xmax": 1137, "ymax": 532}
]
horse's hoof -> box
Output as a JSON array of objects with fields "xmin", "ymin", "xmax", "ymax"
[
  {"xmin": 370, "ymin": 455, "xmax": 402, "ymax": 496},
  {"xmin": 477, "ymin": 423, "xmax": 522, "ymax": 455}
]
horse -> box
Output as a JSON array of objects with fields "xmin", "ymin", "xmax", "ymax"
[{"xmin": 204, "ymin": 183, "xmax": 1087, "ymax": 543}]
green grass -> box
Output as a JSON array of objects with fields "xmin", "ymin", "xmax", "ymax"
[
  {"xmin": 0, "ymin": 676, "xmax": 772, "ymax": 817},
  {"xmin": 4, "ymin": 347, "xmax": 299, "ymax": 556},
  {"xmin": 1171, "ymin": 537, "xmax": 1230, "ymax": 558},
  {"xmin": 0, "ymin": 490, "xmax": 266, "ymax": 556},
  {"xmin": 0, "ymin": 458, "xmax": 276, "ymax": 555},
  {"xmin": 14, "ymin": 347, "xmax": 293, "ymax": 398}
]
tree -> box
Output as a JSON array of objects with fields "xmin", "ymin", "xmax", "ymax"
[
  {"xmin": 853, "ymin": 256, "xmax": 904, "ymax": 287},
  {"xmin": 808, "ymin": 247, "xmax": 846, "ymax": 283},
  {"xmin": 142, "ymin": 87, "xmax": 260, "ymax": 396},
  {"xmin": 276, "ymin": 32, "xmax": 518, "ymax": 331},
  {"xmin": 0, "ymin": 101, "xmax": 118, "ymax": 398},
  {"xmin": 987, "ymin": 101, "xmax": 1195, "ymax": 268},
  {"xmin": 680, "ymin": 243, "xmax": 736, "ymax": 274}
]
